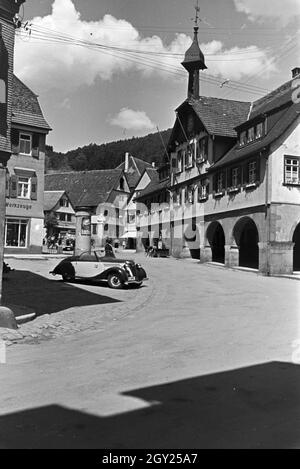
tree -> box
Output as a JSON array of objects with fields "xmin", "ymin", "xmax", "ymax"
[{"xmin": 44, "ymin": 211, "xmax": 58, "ymax": 237}]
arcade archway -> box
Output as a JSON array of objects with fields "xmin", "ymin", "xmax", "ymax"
[
  {"xmin": 207, "ymin": 222, "xmax": 225, "ymax": 264},
  {"xmin": 233, "ymin": 217, "xmax": 259, "ymax": 269},
  {"xmin": 293, "ymin": 223, "xmax": 300, "ymax": 271}
]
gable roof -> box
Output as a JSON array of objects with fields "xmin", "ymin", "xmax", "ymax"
[
  {"xmin": 44, "ymin": 169, "xmax": 124, "ymax": 208},
  {"xmin": 12, "ymin": 75, "xmax": 51, "ymax": 131},
  {"xmin": 44, "ymin": 191, "xmax": 65, "ymax": 212},
  {"xmin": 117, "ymin": 155, "xmax": 153, "ymax": 188},
  {"xmin": 134, "ymin": 169, "xmax": 170, "ymax": 200}
]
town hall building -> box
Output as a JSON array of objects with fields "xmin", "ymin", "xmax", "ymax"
[{"xmin": 135, "ymin": 21, "xmax": 300, "ymax": 275}]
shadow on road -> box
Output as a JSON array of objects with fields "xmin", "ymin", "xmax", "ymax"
[
  {"xmin": 0, "ymin": 361, "xmax": 299, "ymax": 448},
  {"xmin": 2, "ymin": 270, "xmax": 121, "ymax": 317}
]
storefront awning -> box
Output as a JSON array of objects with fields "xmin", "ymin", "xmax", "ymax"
[{"xmin": 121, "ymin": 231, "xmax": 137, "ymax": 239}]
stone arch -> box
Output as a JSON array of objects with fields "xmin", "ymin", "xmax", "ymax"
[
  {"xmin": 292, "ymin": 223, "xmax": 300, "ymax": 271},
  {"xmin": 233, "ymin": 217, "xmax": 259, "ymax": 269},
  {"xmin": 206, "ymin": 221, "xmax": 225, "ymax": 264}
]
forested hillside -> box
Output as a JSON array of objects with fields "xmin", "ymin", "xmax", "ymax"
[{"xmin": 45, "ymin": 128, "xmax": 172, "ymax": 173}]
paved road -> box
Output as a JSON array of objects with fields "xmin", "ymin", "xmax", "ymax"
[{"xmin": 0, "ymin": 256, "xmax": 299, "ymax": 448}]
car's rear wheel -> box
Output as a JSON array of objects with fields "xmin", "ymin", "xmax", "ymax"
[
  {"xmin": 107, "ymin": 273, "xmax": 123, "ymax": 289},
  {"xmin": 62, "ymin": 271, "xmax": 75, "ymax": 282}
]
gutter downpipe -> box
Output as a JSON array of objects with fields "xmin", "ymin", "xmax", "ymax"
[{"xmin": 264, "ymin": 150, "xmax": 270, "ymax": 276}]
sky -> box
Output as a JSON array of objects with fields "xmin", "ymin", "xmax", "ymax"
[{"xmin": 14, "ymin": 0, "xmax": 300, "ymax": 152}]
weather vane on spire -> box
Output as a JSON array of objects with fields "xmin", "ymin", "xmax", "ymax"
[{"xmin": 194, "ymin": 0, "xmax": 201, "ymax": 28}]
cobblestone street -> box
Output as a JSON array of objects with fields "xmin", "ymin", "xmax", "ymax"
[{"xmin": 0, "ymin": 255, "xmax": 300, "ymax": 448}]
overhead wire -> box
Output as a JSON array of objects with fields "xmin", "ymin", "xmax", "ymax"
[
  {"xmin": 16, "ymin": 22, "xmax": 272, "ymax": 96},
  {"xmin": 17, "ymin": 20, "xmax": 297, "ymax": 98}
]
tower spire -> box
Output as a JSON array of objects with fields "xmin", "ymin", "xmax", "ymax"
[{"xmin": 181, "ymin": 1, "xmax": 207, "ymax": 100}]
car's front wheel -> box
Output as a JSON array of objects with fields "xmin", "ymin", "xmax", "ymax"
[{"xmin": 107, "ymin": 273, "xmax": 123, "ymax": 289}]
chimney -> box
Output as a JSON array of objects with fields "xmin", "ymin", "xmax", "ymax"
[
  {"xmin": 292, "ymin": 67, "xmax": 300, "ymax": 78},
  {"xmin": 124, "ymin": 152, "xmax": 129, "ymax": 173},
  {"xmin": 152, "ymin": 162, "xmax": 156, "ymax": 168}
]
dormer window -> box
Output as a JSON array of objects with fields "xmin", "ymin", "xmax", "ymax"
[
  {"xmin": 255, "ymin": 122, "xmax": 263, "ymax": 139},
  {"xmin": 239, "ymin": 121, "xmax": 265, "ymax": 147},
  {"xmin": 19, "ymin": 133, "xmax": 32, "ymax": 155},
  {"xmin": 239, "ymin": 131, "xmax": 247, "ymax": 146},
  {"xmin": 247, "ymin": 127, "xmax": 255, "ymax": 143}
]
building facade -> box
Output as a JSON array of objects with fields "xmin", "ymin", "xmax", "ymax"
[
  {"xmin": 4, "ymin": 75, "xmax": 51, "ymax": 253},
  {"xmin": 135, "ymin": 24, "xmax": 300, "ymax": 275},
  {"xmin": 45, "ymin": 169, "xmax": 131, "ymax": 250},
  {"xmin": 44, "ymin": 190, "xmax": 76, "ymax": 246},
  {"xmin": 0, "ymin": 0, "xmax": 26, "ymax": 303}
]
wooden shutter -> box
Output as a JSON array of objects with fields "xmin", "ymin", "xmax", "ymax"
[
  {"xmin": 32, "ymin": 133, "xmax": 40, "ymax": 158},
  {"xmin": 5, "ymin": 171, "xmax": 10, "ymax": 197},
  {"xmin": 237, "ymin": 166, "xmax": 242, "ymax": 186},
  {"xmin": 256, "ymin": 158, "xmax": 260, "ymax": 182},
  {"xmin": 30, "ymin": 176, "xmax": 38, "ymax": 200},
  {"xmin": 11, "ymin": 128, "xmax": 19, "ymax": 154},
  {"xmin": 242, "ymin": 162, "xmax": 249, "ymax": 184},
  {"xmin": 10, "ymin": 174, "xmax": 18, "ymax": 198}
]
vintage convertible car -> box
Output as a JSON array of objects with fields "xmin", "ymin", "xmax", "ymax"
[{"xmin": 50, "ymin": 251, "xmax": 148, "ymax": 289}]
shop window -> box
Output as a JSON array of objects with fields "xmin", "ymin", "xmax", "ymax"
[
  {"xmin": 19, "ymin": 133, "xmax": 32, "ymax": 155},
  {"xmin": 284, "ymin": 156, "xmax": 300, "ymax": 185},
  {"xmin": 5, "ymin": 219, "xmax": 28, "ymax": 248}
]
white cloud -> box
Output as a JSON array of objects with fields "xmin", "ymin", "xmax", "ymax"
[
  {"xmin": 109, "ymin": 108, "xmax": 155, "ymax": 131},
  {"xmin": 234, "ymin": 0, "xmax": 300, "ymax": 25},
  {"xmin": 14, "ymin": 0, "xmax": 276, "ymax": 93},
  {"xmin": 203, "ymin": 41, "xmax": 276, "ymax": 80}
]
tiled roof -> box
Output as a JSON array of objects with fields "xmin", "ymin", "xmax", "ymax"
[
  {"xmin": 249, "ymin": 76, "xmax": 297, "ymax": 120},
  {"xmin": 135, "ymin": 174, "xmax": 169, "ymax": 200},
  {"xmin": 117, "ymin": 155, "xmax": 152, "ymax": 188},
  {"xmin": 211, "ymin": 104, "xmax": 299, "ymax": 170},
  {"xmin": 188, "ymin": 97, "xmax": 251, "ymax": 138},
  {"xmin": 44, "ymin": 191, "xmax": 65, "ymax": 212},
  {"xmin": 45, "ymin": 170, "xmax": 124, "ymax": 208},
  {"xmin": 12, "ymin": 75, "xmax": 51, "ymax": 131}
]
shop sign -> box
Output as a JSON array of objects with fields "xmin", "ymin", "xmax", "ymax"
[{"xmin": 6, "ymin": 202, "xmax": 32, "ymax": 211}]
